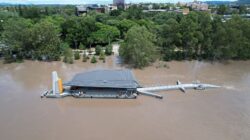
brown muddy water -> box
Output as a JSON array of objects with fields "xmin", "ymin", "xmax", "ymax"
[{"xmin": 0, "ymin": 56, "xmax": 250, "ymax": 140}]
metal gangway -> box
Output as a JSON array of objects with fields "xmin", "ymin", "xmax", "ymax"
[{"xmin": 137, "ymin": 80, "xmax": 220, "ymax": 99}]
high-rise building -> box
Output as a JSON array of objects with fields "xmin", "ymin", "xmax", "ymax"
[{"xmin": 113, "ymin": 0, "xmax": 125, "ymax": 9}]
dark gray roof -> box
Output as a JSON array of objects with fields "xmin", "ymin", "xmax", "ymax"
[
  {"xmin": 76, "ymin": 4, "xmax": 103, "ymax": 12},
  {"xmin": 64, "ymin": 69, "xmax": 140, "ymax": 89}
]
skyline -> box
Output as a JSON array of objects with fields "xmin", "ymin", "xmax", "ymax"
[{"xmin": 0, "ymin": 0, "xmax": 236, "ymax": 5}]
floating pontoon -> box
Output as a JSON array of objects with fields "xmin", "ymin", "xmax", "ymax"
[{"xmin": 41, "ymin": 70, "xmax": 220, "ymax": 99}]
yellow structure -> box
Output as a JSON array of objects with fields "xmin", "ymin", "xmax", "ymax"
[{"xmin": 58, "ymin": 78, "xmax": 63, "ymax": 94}]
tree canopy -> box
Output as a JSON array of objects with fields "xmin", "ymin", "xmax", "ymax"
[
  {"xmin": 0, "ymin": 4, "xmax": 250, "ymax": 67},
  {"xmin": 91, "ymin": 22, "xmax": 120, "ymax": 45},
  {"xmin": 120, "ymin": 26, "xmax": 157, "ymax": 68}
]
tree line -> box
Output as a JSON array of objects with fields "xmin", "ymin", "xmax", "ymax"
[{"xmin": 0, "ymin": 5, "xmax": 250, "ymax": 68}]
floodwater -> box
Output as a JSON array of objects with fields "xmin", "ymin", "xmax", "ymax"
[{"xmin": 0, "ymin": 56, "xmax": 250, "ymax": 140}]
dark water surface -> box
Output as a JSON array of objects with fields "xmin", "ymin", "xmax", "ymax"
[{"xmin": 0, "ymin": 57, "xmax": 250, "ymax": 140}]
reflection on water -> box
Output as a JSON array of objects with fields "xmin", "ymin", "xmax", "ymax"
[{"xmin": 0, "ymin": 57, "xmax": 250, "ymax": 140}]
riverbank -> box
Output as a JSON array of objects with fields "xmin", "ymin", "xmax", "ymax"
[{"xmin": 0, "ymin": 57, "xmax": 250, "ymax": 140}]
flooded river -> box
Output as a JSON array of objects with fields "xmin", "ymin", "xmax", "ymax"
[{"xmin": 0, "ymin": 56, "xmax": 250, "ymax": 140}]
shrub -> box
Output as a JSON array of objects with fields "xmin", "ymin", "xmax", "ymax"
[
  {"xmin": 91, "ymin": 56, "xmax": 97, "ymax": 63},
  {"xmin": 63, "ymin": 47, "xmax": 74, "ymax": 64},
  {"xmin": 74, "ymin": 51, "xmax": 80, "ymax": 60},
  {"xmin": 105, "ymin": 45, "xmax": 113, "ymax": 55},
  {"xmin": 99, "ymin": 49, "xmax": 106, "ymax": 61},
  {"xmin": 95, "ymin": 45, "xmax": 102, "ymax": 55},
  {"xmin": 82, "ymin": 51, "xmax": 88, "ymax": 62}
]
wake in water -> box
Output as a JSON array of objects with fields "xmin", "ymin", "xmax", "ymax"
[{"xmin": 223, "ymin": 85, "xmax": 238, "ymax": 91}]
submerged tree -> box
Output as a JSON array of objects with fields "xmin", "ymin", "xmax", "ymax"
[
  {"xmin": 74, "ymin": 51, "xmax": 80, "ymax": 60},
  {"xmin": 99, "ymin": 49, "xmax": 106, "ymax": 63},
  {"xmin": 91, "ymin": 55, "xmax": 97, "ymax": 63},
  {"xmin": 82, "ymin": 51, "xmax": 88, "ymax": 62},
  {"xmin": 2, "ymin": 18, "xmax": 61, "ymax": 62},
  {"xmin": 105, "ymin": 45, "xmax": 113, "ymax": 56},
  {"xmin": 63, "ymin": 47, "xmax": 74, "ymax": 64},
  {"xmin": 119, "ymin": 26, "xmax": 157, "ymax": 68},
  {"xmin": 95, "ymin": 45, "xmax": 102, "ymax": 55}
]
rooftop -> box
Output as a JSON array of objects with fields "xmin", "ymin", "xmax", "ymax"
[{"xmin": 64, "ymin": 69, "xmax": 140, "ymax": 89}]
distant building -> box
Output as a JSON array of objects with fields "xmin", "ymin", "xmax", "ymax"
[
  {"xmin": 188, "ymin": 2, "xmax": 209, "ymax": 11},
  {"xmin": 107, "ymin": 4, "xmax": 118, "ymax": 12},
  {"xmin": 178, "ymin": 1, "xmax": 209, "ymax": 11},
  {"xmin": 182, "ymin": 8, "xmax": 190, "ymax": 15},
  {"xmin": 76, "ymin": 4, "xmax": 105, "ymax": 16},
  {"xmin": 148, "ymin": 4, "xmax": 153, "ymax": 10},
  {"xmin": 113, "ymin": 0, "xmax": 125, "ymax": 9}
]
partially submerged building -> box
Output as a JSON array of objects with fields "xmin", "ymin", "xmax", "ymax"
[
  {"xmin": 63, "ymin": 69, "xmax": 140, "ymax": 98},
  {"xmin": 41, "ymin": 69, "xmax": 220, "ymax": 99}
]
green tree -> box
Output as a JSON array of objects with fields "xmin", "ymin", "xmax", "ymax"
[
  {"xmin": 110, "ymin": 9, "xmax": 122, "ymax": 16},
  {"xmin": 119, "ymin": 26, "xmax": 157, "ymax": 68},
  {"xmin": 2, "ymin": 18, "xmax": 33, "ymax": 61},
  {"xmin": 91, "ymin": 22, "xmax": 120, "ymax": 45},
  {"xmin": 179, "ymin": 12, "xmax": 200, "ymax": 59},
  {"xmin": 217, "ymin": 5, "xmax": 228, "ymax": 15},
  {"xmin": 2, "ymin": 18, "xmax": 62, "ymax": 62},
  {"xmin": 210, "ymin": 16, "xmax": 227, "ymax": 60},
  {"xmin": 42, "ymin": 15, "xmax": 65, "ymax": 33},
  {"xmin": 31, "ymin": 20, "xmax": 61, "ymax": 61},
  {"xmin": 61, "ymin": 16, "xmax": 96, "ymax": 49},
  {"xmin": 198, "ymin": 12, "xmax": 212, "ymax": 59},
  {"xmin": 157, "ymin": 18, "xmax": 182, "ymax": 61},
  {"xmin": 239, "ymin": 5, "xmax": 247, "ymax": 14},
  {"xmin": 126, "ymin": 5, "xmax": 143, "ymax": 19},
  {"xmin": 152, "ymin": 12, "xmax": 179, "ymax": 25},
  {"xmin": 118, "ymin": 19, "xmax": 138, "ymax": 38},
  {"xmin": 21, "ymin": 6, "xmax": 41, "ymax": 19}
]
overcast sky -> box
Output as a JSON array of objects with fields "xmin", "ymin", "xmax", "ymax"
[{"xmin": 0, "ymin": 0, "xmax": 236, "ymax": 4}]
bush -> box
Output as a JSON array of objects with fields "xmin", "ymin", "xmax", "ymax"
[
  {"xmin": 99, "ymin": 49, "xmax": 106, "ymax": 61},
  {"xmin": 74, "ymin": 51, "xmax": 80, "ymax": 60},
  {"xmin": 91, "ymin": 56, "xmax": 97, "ymax": 63},
  {"xmin": 105, "ymin": 45, "xmax": 113, "ymax": 55},
  {"xmin": 63, "ymin": 56, "xmax": 73, "ymax": 64},
  {"xmin": 4, "ymin": 54, "xmax": 15, "ymax": 63},
  {"xmin": 63, "ymin": 47, "xmax": 74, "ymax": 64},
  {"xmin": 95, "ymin": 45, "xmax": 102, "ymax": 55},
  {"xmin": 82, "ymin": 51, "xmax": 88, "ymax": 62},
  {"xmin": 3, "ymin": 48, "xmax": 24, "ymax": 63}
]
